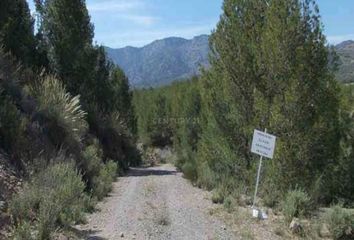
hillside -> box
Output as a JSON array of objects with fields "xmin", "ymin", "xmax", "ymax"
[
  {"xmin": 105, "ymin": 35, "xmax": 210, "ymax": 87},
  {"xmin": 106, "ymin": 36, "xmax": 354, "ymax": 87},
  {"xmin": 335, "ymin": 40, "xmax": 354, "ymax": 83}
]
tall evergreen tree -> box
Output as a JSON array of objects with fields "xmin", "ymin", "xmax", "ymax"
[
  {"xmin": 35, "ymin": 0, "xmax": 94, "ymax": 94},
  {"xmin": 196, "ymin": 0, "xmax": 340, "ymax": 202},
  {"xmin": 0, "ymin": 0, "xmax": 36, "ymax": 66}
]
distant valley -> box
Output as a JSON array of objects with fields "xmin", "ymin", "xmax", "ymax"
[{"xmin": 106, "ymin": 35, "xmax": 354, "ymax": 87}]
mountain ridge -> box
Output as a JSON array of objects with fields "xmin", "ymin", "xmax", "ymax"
[
  {"xmin": 105, "ymin": 35, "xmax": 210, "ymax": 87},
  {"xmin": 105, "ymin": 35, "xmax": 354, "ymax": 87}
]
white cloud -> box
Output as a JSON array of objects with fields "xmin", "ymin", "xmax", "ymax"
[
  {"xmin": 119, "ymin": 15, "xmax": 158, "ymax": 26},
  {"xmin": 87, "ymin": 0, "xmax": 141, "ymax": 12},
  {"xmin": 96, "ymin": 24, "xmax": 214, "ymax": 48},
  {"xmin": 87, "ymin": 0, "xmax": 157, "ymax": 26},
  {"xmin": 327, "ymin": 34, "xmax": 354, "ymax": 44}
]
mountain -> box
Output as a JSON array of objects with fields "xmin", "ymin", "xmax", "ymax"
[
  {"xmin": 106, "ymin": 36, "xmax": 354, "ymax": 87},
  {"xmin": 335, "ymin": 40, "xmax": 354, "ymax": 83},
  {"xmin": 105, "ymin": 35, "xmax": 210, "ymax": 87}
]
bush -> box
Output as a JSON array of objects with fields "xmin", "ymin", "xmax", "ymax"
[
  {"xmin": 81, "ymin": 140, "xmax": 103, "ymax": 186},
  {"xmin": 10, "ymin": 162, "xmax": 87, "ymax": 240},
  {"xmin": 283, "ymin": 189, "xmax": 311, "ymax": 223},
  {"xmin": 32, "ymin": 76, "xmax": 88, "ymax": 149},
  {"xmin": 196, "ymin": 161, "xmax": 217, "ymax": 190},
  {"xmin": 0, "ymin": 91, "xmax": 27, "ymax": 161},
  {"xmin": 92, "ymin": 111, "xmax": 141, "ymax": 170},
  {"xmin": 12, "ymin": 221, "xmax": 35, "ymax": 240},
  {"xmin": 92, "ymin": 160, "xmax": 118, "ymax": 200},
  {"xmin": 323, "ymin": 205, "xmax": 354, "ymax": 239},
  {"xmin": 223, "ymin": 196, "xmax": 235, "ymax": 213},
  {"xmin": 212, "ymin": 189, "xmax": 225, "ymax": 204},
  {"xmin": 182, "ymin": 161, "xmax": 197, "ymax": 181}
]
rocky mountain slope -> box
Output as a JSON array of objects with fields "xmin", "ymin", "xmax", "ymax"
[
  {"xmin": 105, "ymin": 35, "xmax": 209, "ymax": 87},
  {"xmin": 106, "ymin": 36, "xmax": 354, "ymax": 87},
  {"xmin": 335, "ymin": 40, "xmax": 354, "ymax": 83}
]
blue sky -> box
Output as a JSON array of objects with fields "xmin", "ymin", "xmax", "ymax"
[{"xmin": 27, "ymin": 0, "xmax": 354, "ymax": 48}]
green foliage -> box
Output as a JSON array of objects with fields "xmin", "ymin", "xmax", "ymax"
[
  {"xmin": 92, "ymin": 160, "xmax": 118, "ymax": 200},
  {"xmin": 283, "ymin": 189, "xmax": 311, "ymax": 223},
  {"xmin": 181, "ymin": 160, "xmax": 197, "ymax": 182},
  {"xmin": 211, "ymin": 189, "xmax": 225, "ymax": 204},
  {"xmin": 0, "ymin": 0, "xmax": 137, "ymax": 236},
  {"xmin": 323, "ymin": 205, "xmax": 354, "ymax": 240},
  {"xmin": 36, "ymin": 0, "xmax": 94, "ymax": 94},
  {"xmin": 329, "ymin": 85, "xmax": 354, "ymax": 204},
  {"xmin": 12, "ymin": 221, "xmax": 35, "ymax": 240},
  {"xmin": 0, "ymin": 0, "xmax": 36, "ymax": 67},
  {"xmin": 0, "ymin": 91, "xmax": 26, "ymax": 155},
  {"xmin": 10, "ymin": 162, "xmax": 87, "ymax": 239},
  {"xmin": 33, "ymin": 76, "xmax": 88, "ymax": 147},
  {"xmin": 81, "ymin": 139, "xmax": 103, "ymax": 187},
  {"xmin": 223, "ymin": 196, "xmax": 235, "ymax": 213}
]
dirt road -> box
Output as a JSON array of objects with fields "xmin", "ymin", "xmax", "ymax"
[{"xmin": 75, "ymin": 164, "xmax": 237, "ymax": 240}]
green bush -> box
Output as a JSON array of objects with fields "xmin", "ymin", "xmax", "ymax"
[
  {"xmin": 10, "ymin": 162, "xmax": 87, "ymax": 240},
  {"xmin": 81, "ymin": 140, "xmax": 103, "ymax": 186},
  {"xmin": 92, "ymin": 160, "xmax": 118, "ymax": 200},
  {"xmin": 283, "ymin": 189, "xmax": 311, "ymax": 223},
  {"xmin": 32, "ymin": 76, "xmax": 88, "ymax": 149},
  {"xmin": 0, "ymin": 91, "xmax": 27, "ymax": 158},
  {"xmin": 323, "ymin": 205, "xmax": 354, "ymax": 240},
  {"xmin": 197, "ymin": 165, "xmax": 216, "ymax": 190},
  {"xmin": 182, "ymin": 160, "xmax": 197, "ymax": 181},
  {"xmin": 223, "ymin": 196, "xmax": 235, "ymax": 213},
  {"xmin": 12, "ymin": 221, "xmax": 35, "ymax": 240},
  {"xmin": 212, "ymin": 189, "xmax": 225, "ymax": 204}
]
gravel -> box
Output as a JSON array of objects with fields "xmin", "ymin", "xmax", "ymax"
[{"xmin": 75, "ymin": 164, "xmax": 237, "ymax": 240}]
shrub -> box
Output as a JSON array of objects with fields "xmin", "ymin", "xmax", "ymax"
[
  {"xmin": 32, "ymin": 76, "xmax": 88, "ymax": 149},
  {"xmin": 0, "ymin": 91, "xmax": 27, "ymax": 161},
  {"xmin": 92, "ymin": 160, "xmax": 118, "ymax": 200},
  {"xmin": 92, "ymin": 111, "xmax": 141, "ymax": 170},
  {"xmin": 212, "ymin": 189, "xmax": 225, "ymax": 204},
  {"xmin": 10, "ymin": 162, "xmax": 87, "ymax": 239},
  {"xmin": 323, "ymin": 205, "xmax": 354, "ymax": 239},
  {"xmin": 283, "ymin": 189, "xmax": 311, "ymax": 223},
  {"xmin": 182, "ymin": 160, "xmax": 197, "ymax": 181},
  {"xmin": 196, "ymin": 161, "xmax": 217, "ymax": 190},
  {"xmin": 81, "ymin": 140, "xmax": 103, "ymax": 186},
  {"xmin": 12, "ymin": 221, "xmax": 35, "ymax": 240},
  {"xmin": 224, "ymin": 196, "xmax": 235, "ymax": 213}
]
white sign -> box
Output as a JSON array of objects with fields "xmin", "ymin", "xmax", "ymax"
[{"xmin": 251, "ymin": 129, "xmax": 276, "ymax": 159}]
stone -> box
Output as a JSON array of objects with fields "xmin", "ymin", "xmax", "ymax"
[
  {"xmin": 289, "ymin": 218, "xmax": 302, "ymax": 234},
  {"xmin": 120, "ymin": 232, "xmax": 124, "ymax": 238},
  {"xmin": 319, "ymin": 223, "xmax": 331, "ymax": 238}
]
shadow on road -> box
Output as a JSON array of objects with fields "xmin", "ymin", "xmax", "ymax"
[
  {"xmin": 67, "ymin": 227, "xmax": 107, "ymax": 240},
  {"xmin": 87, "ymin": 237, "xmax": 107, "ymax": 240},
  {"xmin": 127, "ymin": 167, "xmax": 177, "ymax": 177}
]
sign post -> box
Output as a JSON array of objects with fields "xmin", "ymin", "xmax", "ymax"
[{"xmin": 250, "ymin": 128, "xmax": 276, "ymax": 218}]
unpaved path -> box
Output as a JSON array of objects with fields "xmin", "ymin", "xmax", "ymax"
[{"xmin": 75, "ymin": 164, "xmax": 237, "ymax": 240}]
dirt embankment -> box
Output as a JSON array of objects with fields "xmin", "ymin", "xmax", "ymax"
[{"xmin": 0, "ymin": 152, "xmax": 22, "ymax": 239}]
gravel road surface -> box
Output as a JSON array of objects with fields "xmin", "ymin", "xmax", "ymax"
[{"xmin": 75, "ymin": 164, "xmax": 237, "ymax": 240}]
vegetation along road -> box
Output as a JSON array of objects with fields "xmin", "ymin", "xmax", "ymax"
[{"xmin": 75, "ymin": 164, "xmax": 237, "ymax": 240}]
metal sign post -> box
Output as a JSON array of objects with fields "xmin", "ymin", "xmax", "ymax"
[
  {"xmin": 252, "ymin": 149, "xmax": 264, "ymax": 208},
  {"xmin": 250, "ymin": 128, "xmax": 277, "ymax": 219}
]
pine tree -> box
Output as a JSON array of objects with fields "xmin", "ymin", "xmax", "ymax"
[
  {"xmin": 196, "ymin": 0, "xmax": 340, "ymax": 202},
  {"xmin": 0, "ymin": 0, "xmax": 36, "ymax": 66},
  {"xmin": 35, "ymin": 0, "xmax": 94, "ymax": 94}
]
